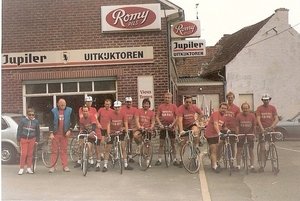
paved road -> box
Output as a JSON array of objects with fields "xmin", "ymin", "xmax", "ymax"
[
  {"xmin": 2, "ymin": 154, "xmax": 202, "ymax": 201},
  {"xmin": 2, "ymin": 140, "xmax": 299, "ymax": 201}
]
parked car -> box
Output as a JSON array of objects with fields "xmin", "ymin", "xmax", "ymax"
[
  {"xmin": 275, "ymin": 112, "xmax": 300, "ymax": 140},
  {"xmin": 1, "ymin": 113, "xmax": 46, "ymax": 164}
]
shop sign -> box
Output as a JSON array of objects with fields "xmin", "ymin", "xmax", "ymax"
[
  {"xmin": 2, "ymin": 46, "xmax": 154, "ymax": 69},
  {"xmin": 137, "ymin": 76, "xmax": 154, "ymax": 110},
  {"xmin": 101, "ymin": 4, "xmax": 161, "ymax": 32},
  {"xmin": 171, "ymin": 40, "xmax": 206, "ymax": 57},
  {"xmin": 171, "ymin": 20, "xmax": 201, "ymax": 38}
]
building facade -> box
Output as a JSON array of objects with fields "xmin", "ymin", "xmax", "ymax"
[{"xmin": 2, "ymin": 0, "xmax": 184, "ymax": 126}]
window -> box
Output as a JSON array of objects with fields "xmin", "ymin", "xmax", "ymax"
[
  {"xmin": 23, "ymin": 78, "xmax": 117, "ymax": 127},
  {"xmin": 26, "ymin": 84, "xmax": 46, "ymax": 94}
]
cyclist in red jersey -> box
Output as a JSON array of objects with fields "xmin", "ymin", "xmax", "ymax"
[
  {"xmin": 235, "ymin": 102, "xmax": 257, "ymax": 173},
  {"xmin": 102, "ymin": 101, "xmax": 133, "ymax": 172},
  {"xmin": 75, "ymin": 96, "xmax": 102, "ymax": 171},
  {"xmin": 204, "ymin": 102, "xmax": 228, "ymax": 173},
  {"xmin": 155, "ymin": 92, "xmax": 178, "ymax": 166},
  {"xmin": 133, "ymin": 98, "xmax": 155, "ymax": 167},
  {"xmin": 224, "ymin": 92, "xmax": 240, "ymax": 165},
  {"xmin": 78, "ymin": 105, "xmax": 102, "ymax": 169},
  {"xmin": 121, "ymin": 97, "xmax": 137, "ymax": 163},
  {"xmin": 177, "ymin": 95, "xmax": 203, "ymax": 168},
  {"xmin": 256, "ymin": 94, "xmax": 279, "ymax": 173},
  {"xmin": 97, "ymin": 99, "xmax": 113, "ymax": 163}
]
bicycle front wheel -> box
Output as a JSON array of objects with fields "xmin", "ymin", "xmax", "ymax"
[
  {"xmin": 124, "ymin": 137, "xmax": 131, "ymax": 161},
  {"xmin": 243, "ymin": 144, "xmax": 249, "ymax": 175},
  {"xmin": 226, "ymin": 145, "xmax": 233, "ymax": 176},
  {"xmin": 257, "ymin": 143, "xmax": 267, "ymax": 168},
  {"xmin": 270, "ymin": 144, "xmax": 279, "ymax": 175},
  {"xmin": 181, "ymin": 143, "xmax": 200, "ymax": 174},
  {"xmin": 42, "ymin": 138, "xmax": 59, "ymax": 168},
  {"xmin": 117, "ymin": 142, "xmax": 123, "ymax": 174},
  {"xmin": 139, "ymin": 141, "xmax": 153, "ymax": 171},
  {"xmin": 69, "ymin": 137, "xmax": 80, "ymax": 163},
  {"xmin": 32, "ymin": 144, "xmax": 38, "ymax": 173},
  {"xmin": 82, "ymin": 143, "xmax": 89, "ymax": 176},
  {"xmin": 164, "ymin": 137, "xmax": 172, "ymax": 167}
]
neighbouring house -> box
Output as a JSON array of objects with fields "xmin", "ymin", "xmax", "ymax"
[{"xmin": 178, "ymin": 8, "xmax": 300, "ymax": 119}]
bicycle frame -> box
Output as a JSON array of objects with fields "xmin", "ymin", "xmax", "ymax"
[
  {"xmin": 162, "ymin": 125, "xmax": 174, "ymax": 167},
  {"xmin": 237, "ymin": 133, "xmax": 255, "ymax": 175},
  {"xmin": 220, "ymin": 133, "xmax": 238, "ymax": 175},
  {"xmin": 107, "ymin": 131, "xmax": 123, "ymax": 174}
]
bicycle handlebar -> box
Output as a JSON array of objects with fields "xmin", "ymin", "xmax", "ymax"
[
  {"xmin": 261, "ymin": 131, "xmax": 283, "ymax": 141},
  {"xmin": 77, "ymin": 133, "xmax": 98, "ymax": 142}
]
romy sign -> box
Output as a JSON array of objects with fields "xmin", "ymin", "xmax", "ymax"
[{"xmin": 101, "ymin": 4, "xmax": 161, "ymax": 32}]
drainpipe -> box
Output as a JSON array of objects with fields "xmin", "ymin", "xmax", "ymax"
[
  {"xmin": 218, "ymin": 69, "xmax": 227, "ymax": 101},
  {"xmin": 165, "ymin": 8, "xmax": 184, "ymax": 92}
]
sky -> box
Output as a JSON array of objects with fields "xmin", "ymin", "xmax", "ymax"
[{"xmin": 169, "ymin": 0, "xmax": 300, "ymax": 46}]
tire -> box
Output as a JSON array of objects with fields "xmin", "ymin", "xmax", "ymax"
[
  {"xmin": 124, "ymin": 137, "xmax": 131, "ymax": 161},
  {"xmin": 117, "ymin": 142, "xmax": 123, "ymax": 174},
  {"xmin": 139, "ymin": 141, "xmax": 153, "ymax": 171},
  {"xmin": 32, "ymin": 144, "xmax": 38, "ymax": 173},
  {"xmin": 42, "ymin": 138, "xmax": 59, "ymax": 168},
  {"xmin": 69, "ymin": 137, "xmax": 80, "ymax": 163},
  {"xmin": 164, "ymin": 137, "xmax": 172, "ymax": 167},
  {"xmin": 227, "ymin": 145, "xmax": 233, "ymax": 176},
  {"xmin": 1, "ymin": 143, "xmax": 17, "ymax": 164},
  {"xmin": 181, "ymin": 143, "xmax": 200, "ymax": 174},
  {"xmin": 243, "ymin": 144, "xmax": 249, "ymax": 175},
  {"xmin": 270, "ymin": 144, "xmax": 279, "ymax": 175},
  {"xmin": 82, "ymin": 143, "xmax": 89, "ymax": 176},
  {"xmin": 222, "ymin": 145, "xmax": 228, "ymax": 169},
  {"xmin": 257, "ymin": 143, "xmax": 267, "ymax": 168}
]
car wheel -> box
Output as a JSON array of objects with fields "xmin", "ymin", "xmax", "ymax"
[
  {"xmin": 275, "ymin": 128, "xmax": 288, "ymax": 140},
  {"xmin": 2, "ymin": 144, "xmax": 17, "ymax": 164}
]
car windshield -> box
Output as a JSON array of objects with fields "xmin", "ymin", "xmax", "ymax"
[
  {"xmin": 288, "ymin": 113, "xmax": 300, "ymax": 121},
  {"xmin": 11, "ymin": 116, "xmax": 25, "ymax": 124}
]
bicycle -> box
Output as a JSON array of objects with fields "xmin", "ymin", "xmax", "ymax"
[
  {"xmin": 107, "ymin": 130, "xmax": 123, "ymax": 174},
  {"xmin": 135, "ymin": 128, "xmax": 153, "ymax": 171},
  {"xmin": 237, "ymin": 133, "xmax": 255, "ymax": 175},
  {"xmin": 69, "ymin": 135, "xmax": 97, "ymax": 165},
  {"xmin": 32, "ymin": 143, "xmax": 38, "ymax": 173},
  {"xmin": 160, "ymin": 125, "xmax": 175, "ymax": 167},
  {"xmin": 219, "ymin": 132, "xmax": 238, "ymax": 176},
  {"xmin": 257, "ymin": 130, "xmax": 282, "ymax": 175},
  {"xmin": 124, "ymin": 129, "xmax": 134, "ymax": 162},
  {"xmin": 179, "ymin": 130, "xmax": 201, "ymax": 174},
  {"xmin": 77, "ymin": 132, "xmax": 97, "ymax": 176}
]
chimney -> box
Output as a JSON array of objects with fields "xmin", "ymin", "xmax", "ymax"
[{"xmin": 274, "ymin": 8, "xmax": 289, "ymax": 24}]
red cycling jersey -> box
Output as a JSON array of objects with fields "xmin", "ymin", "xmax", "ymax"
[
  {"xmin": 204, "ymin": 111, "xmax": 226, "ymax": 138},
  {"xmin": 157, "ymin": 103, "xmax": 177, "ymax": 125},
  {"xmin": 121, "ymin": 105, "xmax": 137, "ymax": 129},
  {"xmin": 224, "ymin": 103, "xmax": 240, "ymax": 131}
]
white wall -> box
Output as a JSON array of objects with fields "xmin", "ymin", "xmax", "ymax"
[{"xmin": 226, "ymin": 9, "xmax": 300, "ymax": 120}]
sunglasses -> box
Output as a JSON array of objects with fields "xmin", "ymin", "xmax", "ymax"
[
  {"xmin": 28, "ymin": 114, "xmax": 35, "ymax": 116},
  {"xmin": 185, "ymin": 101, "xmax": 192, "ymax": 103}
]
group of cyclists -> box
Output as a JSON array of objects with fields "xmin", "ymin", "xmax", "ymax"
[
  {"xmin": 73, "ymin": 92, "xmax": 207, "ymax": 172},
  {"xmin": 71, "ymin": 91, "xmax": 280, "ymax": 174},
  {"xmin": 204, "ymin": 92, "xmax": 279, "ymax": 174},
  {"xmin": 27, "ymin": 90, "xmax": 278, "ymax": 175}
]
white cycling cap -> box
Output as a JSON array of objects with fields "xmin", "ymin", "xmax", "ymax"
[
  {"xmin": 85, "ymin": 96, "xmax": 93, "ymax": 102},
  {"xmin": 261, "ymin": 94, "xmax": 271, "ymax": 100},
  {"xmin": 114, "ymin": 100, "xmax": 122, "ymax": 107},
  {"xmin": 125, "ymin": 97, "xmax": 132, "ymax": 102}
]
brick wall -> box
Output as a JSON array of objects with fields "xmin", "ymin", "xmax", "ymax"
[{"xmin": 2, "ymin": 0, "xmax": 170, "ymax": 112}]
